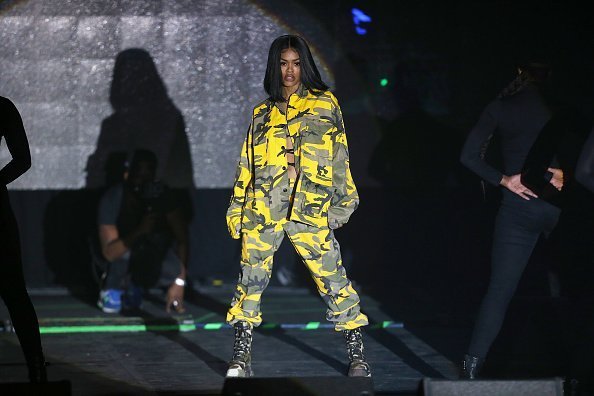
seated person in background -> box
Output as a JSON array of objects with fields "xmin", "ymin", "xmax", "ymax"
[{"xmin": 97, "ymin": 149, "xmax": 188, "ymax": 313}]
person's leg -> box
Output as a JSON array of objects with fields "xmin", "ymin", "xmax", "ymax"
[
  {"xmin": 226, "ymin": 229, "xmax": 284, "ymax": 377},
  {"xmin": 97, "ymin": 253, "xmax": 130, "ymax": 312},
  {"xmin": 226, "ymin": 230, "xmax": 284, "ymax": 327},
  {"xmin": 104, "ymin": 253, "xmax": 130, "ymax": 289},
  {"xmin": 0, "ymin": 199, "xmax": 46, "ymax": 382},
  {"xmin": 465, "ymin": 202, "xmax": 546, "ymax": 366},
  {"xmin": 284, "ymin": 221, "xmax": 371, "ymax": 377},
  {"xmin": 285, "ymin": 222, "xmax": 368, "ymax": 330}
]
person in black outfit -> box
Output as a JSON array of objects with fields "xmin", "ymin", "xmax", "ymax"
[
  {"xmin": 0, "ymin": 96, "xmax": 47, "ymax": 382},
  {"xmin": 459, "ymin": 61, "xmax": 564, "ymax": 378}
]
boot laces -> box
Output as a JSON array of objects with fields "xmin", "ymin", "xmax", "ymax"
[
  {"xmin": 344, "ymin": 328, "xmax": 365, "ymax": 362},
  {"xmin": 232, "ymin": 324, "xmax": 252, "ymax": 362}
]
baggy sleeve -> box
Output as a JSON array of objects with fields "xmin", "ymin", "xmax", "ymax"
[
  {"xmin": 328, "ymin": 94, "xmax": 359, "ymax": 229},
  {"xmin": 226, "ymin": 119, "xmax": 254, "ymax": 239}
]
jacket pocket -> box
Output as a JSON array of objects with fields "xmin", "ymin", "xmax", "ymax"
[
  {"xmin": 295, "ymin": 173, "xmax": 333, "ymax": 220},
  {"xmin": 300, "ymin": 153, "xmax": 332, "ymax": 187}
]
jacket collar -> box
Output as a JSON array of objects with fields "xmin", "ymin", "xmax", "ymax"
[
  {"xmin": 270, "ymin": 84, "xmax": 309, "ymax": 112},
  {"xmin": 295, "ymin": 83, "xmax": 308, "ymax": 99}
]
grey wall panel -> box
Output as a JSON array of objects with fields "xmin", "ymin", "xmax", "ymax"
[
  {"xmin": 39, "ymin": 0, "xmax": 127, "ymax": 16},
  {"xmin": 163, "ymin": 0, "xmax": 250, "ymax": 17},
  {"xmin": 18, "ymin": 102, "xmax": 79, "ymax": 147},
  {"xmin": 75, "ymin": 59, "xmax": 115, "ymax": 101},
  {"xmin": 119, "ymin": 16, "xmax": 162, "ymax": 54},
  {"xmin": 76, "ymin": 17, "xmax": 121, "ymax": 58}
]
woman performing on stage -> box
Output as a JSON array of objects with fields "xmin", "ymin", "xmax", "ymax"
[
  {"xmin": 459, "ymin": 60, "xmax": 565, "ymax": 378},
  {"xmin": 0, "ymin": 96, "xmax": 47, "ymax": 382},
  {"xmin": 224, "ymin": 34, "xmax": 371, "ymax": 378}
]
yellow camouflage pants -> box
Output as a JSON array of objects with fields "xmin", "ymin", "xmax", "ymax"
[{"xmin": 226, "ymin": 220, "xmax": 369, "ymax": 331}]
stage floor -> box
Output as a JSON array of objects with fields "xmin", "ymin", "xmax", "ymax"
[{"xmin": 0, "ymin": 285, "xmax": 459, "ymax": 395}]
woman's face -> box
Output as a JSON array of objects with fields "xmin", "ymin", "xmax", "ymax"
[{"xmin": 280, "ymin": 48, "xmax": 301, "ymax": 91}]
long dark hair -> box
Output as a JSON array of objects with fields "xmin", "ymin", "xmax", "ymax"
[
  {"xmin": 498, "ymin": 61, "xmax": 552, "ymax": 100},
  {"xmin": 263, "ymin": 35, "xmax": 329, "ymax": 102}
]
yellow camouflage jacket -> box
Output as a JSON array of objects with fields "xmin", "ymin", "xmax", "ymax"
[{"xmin": 226, "ymin": 85, "xmax": 359, "ymax": 239}]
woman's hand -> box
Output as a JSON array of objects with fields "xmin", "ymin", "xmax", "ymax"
[
  {"xmin": 165, "ymin": 283, "xmax": 185, "ymax": 313},
  {"xmin": 547, "ymin": 167, "xmax": 564, "ymax": 191},
  {"xmin": 500, "ymin": 174, "xmax": 538, "ymax": 200}
]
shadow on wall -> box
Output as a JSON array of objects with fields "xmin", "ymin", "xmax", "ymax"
[
  {"xmin": 43, "ymin": 48, "xmax": 195, "ymax": 297},
  {"xmin": 85, "ymin": 48, "xmax": 194, "ymax": 190}
]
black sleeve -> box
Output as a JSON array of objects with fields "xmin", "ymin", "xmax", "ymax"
[
  {"xmin": 460, "ymin": 100, "xmax": 503, "ymax": 186},
  {"xmin": 576, "ymin": 128, "xmax": 594, "ymax": 193},
  {"xmin": 98, "ymin": 184, "xmax": 123, "ymax": 226},
  {"xmin": 0, "ymin": 97, "xmax": 32, "ymax": 186}
]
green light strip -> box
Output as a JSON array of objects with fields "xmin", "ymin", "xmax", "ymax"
[
  {"xmin": 41, "ymin": 325, "xmax": 146, "ymax": 334},
  {"xmin": 204, "ymin": 323, "xmax": 223, "ymax": 330},
  {"xmin": 145, "ymin": 324, "xmax": 195, "ymax": 332},
  {"xmin": 28, "ymin": 321, "xmax": 404, "ymax": 334},
  {"xmin": 304, "ymin": 322, "xmax": 320, "ymax": 330}
]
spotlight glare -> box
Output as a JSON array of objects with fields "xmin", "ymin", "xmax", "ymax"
[{"xmin": 351, "ymin": 8, "xmax": 372, "ymax": 35}]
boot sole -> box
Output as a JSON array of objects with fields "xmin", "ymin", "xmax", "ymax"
[{"xmin": 226, "ymin": 364, "xmax": 253, "ymax": 378}]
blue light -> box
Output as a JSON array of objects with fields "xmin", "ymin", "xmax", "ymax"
[{"xmin": 352, "ymin": 8, "xmax": 372, "ymax": 35}]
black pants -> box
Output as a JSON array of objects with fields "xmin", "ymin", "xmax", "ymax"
[
  {"xmin": 468, "ymin": 192, "xmax": 560, "ymax": 358},
  {"xmin": 0, "ymin": 187, "xmax": 44, "ymax": 363}
]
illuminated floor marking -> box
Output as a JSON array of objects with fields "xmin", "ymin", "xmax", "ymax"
[{"xmin": 1, "ymin": 318, "xmax": 403, "ymax": 334}]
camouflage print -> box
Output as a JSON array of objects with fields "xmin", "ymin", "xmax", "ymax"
[
  {"xmin": 225, "ymin": 85, "xmax": 366, "ymax": 331},
  {"xmin": 226, "ymin": 85, "xmax": 359, "ymax": 238},
  {"xmin": 226, "ymin": 220, "xmax": 369, "ymax": 331}
]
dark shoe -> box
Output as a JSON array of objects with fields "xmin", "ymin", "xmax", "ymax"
[
  {"xmin": 344, "ymin": 328, "xmax": 372, "ymax": 377},
  {"xmin": 27, "ymin": 355, "xmax": 48, "ymax": 383},
  {"xmin": 460, "ymin": 354, "xmax": 483, "ymax": 379},
  {"xmin": 564, "ymin": 377, "xmax": 579, "ymax": 396},
  {"xmin": 226, "ymin": 322, "xmax": 253, "ymax": 377}
]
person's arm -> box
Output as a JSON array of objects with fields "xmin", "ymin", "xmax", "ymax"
[
  {"xmin": 166, "ymin": 208, "xmax": 188, "ymax": 279},
  {"xmin": 164, "ymin": 207, "xmax": 189, "ymax": 313},
  {"xmin": 576, "ymin": 128, "xmax": 594, "ymax": 193},
  {"xmin": 226, "ymin": 119, "xmax": 254, "ymax": 239},
  {"xmin": 99, "ymin": 215, "xmax": 156, "ymax": 262},
  {"xmin": 460, "ymin": 100, "xmax": 537, "ymax": 200},
  {"xmin": 0, "ymin": 98, "xmax": 31, "ymax": 185},
  {"xmin": 98, "ymin": 186, "xmax": 156, "ymax": 261},
  {"xmin": 328, "ymin": 94, "xmax": 359, "ymax": 229},
  {"xmin": 460, "ymin": 101, "xmax": 504, "ymax": 186}
]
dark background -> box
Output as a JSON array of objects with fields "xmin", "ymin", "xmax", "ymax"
[{"xmin": 2, "ymin": 0, "xmax": 594, "ymax": 379}]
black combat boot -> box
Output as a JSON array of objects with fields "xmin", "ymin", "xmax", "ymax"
[
  {"xmin": 460, "ymin": 354, "xmax": 483, "ymax": 379},
  {"xmin": 343, "ymin": 328, "xmax": 372, "ymax": 377},
  {"xmin": 27, "ymin": 354, "xmax": 48, "ymax": 383},
  {"xmin": 226, "ymin": 321, "xmax": 253, "ymax": 377}
]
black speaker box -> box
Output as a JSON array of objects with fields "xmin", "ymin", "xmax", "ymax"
[
  {"xmin": 0, "ymin": 380, "xmax": 72, "ymax": 395},
  {"xmin": 422, "ymin": 377, "xmax": 563, "ymax": 396},
  {"xmin": 222, "ymin": 376, "xmax": 374, "ymax": 396}
]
